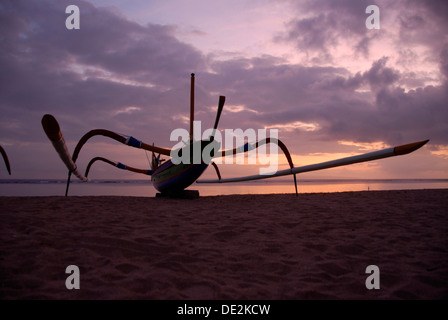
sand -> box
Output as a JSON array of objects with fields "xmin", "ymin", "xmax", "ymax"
[{"xmin": 0, "ymin": 189, "xmax": 447, "ymax": 300}]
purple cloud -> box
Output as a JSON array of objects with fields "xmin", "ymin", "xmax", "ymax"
[
  {"xmin": 0, "ymin": 0, "xmax": 205, "ymax": 146},
  {"xmin": 203, "ymin": 54, "xmax": 447, "ymax": 147},
  {"xmin": 0, "ymin": 0, "xmax": 446, "ymax": 180},
  {"xmin": 275, "ymin": 0, "xmax": 376, "ymax": 60}
]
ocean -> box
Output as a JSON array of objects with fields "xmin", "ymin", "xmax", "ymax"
[{"xmin": 0, "ymin": 179, "xmax": 447, "ymax": 197}]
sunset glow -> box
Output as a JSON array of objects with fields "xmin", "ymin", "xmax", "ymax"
[{"xmin": 1, "ymin": 0, "xmax": 447, "ymax": 183}]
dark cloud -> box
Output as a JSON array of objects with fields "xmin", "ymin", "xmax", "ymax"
[
  {"xmin": 0, "ymin": 0, "xmax": 206, "ymax": 147},
  {"xmin": 361, "ymin": 57, "xmax": 400, "ymax": 89},
  {"xmin": 403, "ymin": 0, "xmax": 448, "ymax": 31},
  {"xmin": 204, "ymin": 55, "xmax": 447, "ymax": 148},
  {"xmin": 276, "ymin": 0, "xmax": 448, "ymax": 65},
  {"xmin": 275, "ymin": 0, "xmax": 376, "ymax": 60},
  {"xmin": 265, "ymin": 0, "xmax": 448, "ymax": 146}
]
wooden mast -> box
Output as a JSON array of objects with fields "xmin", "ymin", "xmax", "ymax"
[{"xmin": 190, "ymin": 73, "xmax": 195, "ymax": 140}]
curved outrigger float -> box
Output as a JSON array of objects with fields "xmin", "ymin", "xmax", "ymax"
[{"xmin": 41, "ymin": 74, "xmax": 429, "ymax": 197}]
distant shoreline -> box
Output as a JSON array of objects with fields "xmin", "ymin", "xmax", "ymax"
[
  {"xmin": 1, "ymin": 179, "xmax": 447, "ymax": 197},
  {"xmin": 1, "ymin": 178, "xmax": 447, "ymax": 184},
  {"xmin": 1, "ymin": 188, "xmax": 448, "ymax": 197}
]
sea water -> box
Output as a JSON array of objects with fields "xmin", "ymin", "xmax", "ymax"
[{"xmin": 0, "ymin": 179, "xmax": 447, "ymax": 197}]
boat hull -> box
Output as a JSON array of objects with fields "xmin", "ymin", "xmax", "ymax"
[{"xmin": 151, "ymin": 160, "xmax": 208, "ymax": 193}]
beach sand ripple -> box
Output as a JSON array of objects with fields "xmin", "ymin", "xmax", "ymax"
[{"xmin": 1, "ymin": 189, "xmax": 447, "ymax": 299}]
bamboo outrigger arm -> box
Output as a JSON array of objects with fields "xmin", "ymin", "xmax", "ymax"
[
  {"xmin": 72, "ymin": 129, "xmax": 171, "ymax": 163},
  {"xmin": 85, "ymin": 156, "xmax": 152, "ymax": 178},
  {"xmin": 41, "ymin": 114, "xmax": 89, "ymax": 182},
  {"xmin": 218, "ymin": 137, "xmax": 299, "ymax": 194},
  {"xmin": 199, "ymin": 140, "xmax": 430, "ymax": 184}
]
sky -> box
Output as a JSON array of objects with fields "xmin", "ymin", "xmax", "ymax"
[{"xmin": 0, "ymin": 0, "xmax": 447, "ymax": 182}]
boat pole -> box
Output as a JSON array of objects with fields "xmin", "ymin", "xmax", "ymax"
[
  {"xmin": 0, "ymin": 145, "xmax": 11, "ymax": 175},
  {"xmin": 190, "ymin": 73, "xmax": 195, "ymax": 140}
]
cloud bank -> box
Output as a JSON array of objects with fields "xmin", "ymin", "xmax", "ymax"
[{"xmin": 0, "ymin": 0, "xmax": 446, "ymax": 179}]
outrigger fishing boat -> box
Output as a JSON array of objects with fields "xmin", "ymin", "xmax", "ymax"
[{"xmin": 41, "ymin": 74, "xmax": 429, "ymax": 197}]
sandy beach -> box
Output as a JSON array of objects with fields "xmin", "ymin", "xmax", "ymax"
[{"xmin": 1, "ymin": 189, "xmax": 447, "ymax": 300}]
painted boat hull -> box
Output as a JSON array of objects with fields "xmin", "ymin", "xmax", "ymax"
[{"xmin": 151, "ymin": 160, "xmax": 208, "ymax": 193}]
